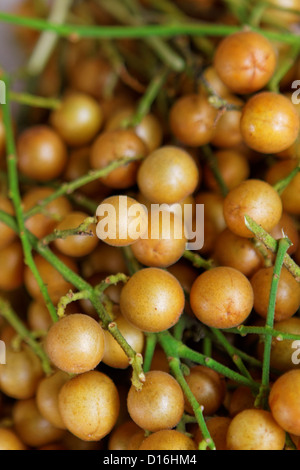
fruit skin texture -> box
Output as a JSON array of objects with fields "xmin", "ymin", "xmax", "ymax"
[
  {"xmin": 269, "ymin": 369, "xmax": 300, "ymax": 436},
  {"xmin": 213, "ymin": 228, "xmax": 264, "ymax": 278},
  {"xmin": 214, "ymin": 31, "xmax": 277, "ymax": 95},
  {"xmin": 184, "ymin": 365, "xmax": 226, "ymax": 416},
  {"xmin": 90, "ymin": 129, "xmax": 147, "ymax": 189},
  {"xmin": 127, "ymin": 370, "xmax": 185, "ymax": 432},
  {"xmin": 50, "ymin": 92, "xmax": 103, "ymax": 147},
  {"xmin": 17, "ymin": 125, "xmax": 68, "ymax": 182},
  {"xmin": 194, "ymin": 416, "xmax": 231, "ymax": 450},
  {"xmin": 120, "ymin": 267, "xmax": 185, "ymax": 333},
  {"xmin": 45, "ymin": 313, "xmax": 105, "ymax": 374},
  {"xmin": 130, "ymin": 209, "xmax": 187, "ymax": 268},
  {"xmin": 169, "ymin": 93, "xmax": 218, "ymax": 147},
  {"xmin": 138, "ymin": 430, "xmax": 196, "ymax": 451},
  {"xmin": 12, "ymin": 398, "xmax": 66, "ymax": 448},
  {"xmin": 58, "ymin": 370, "xmax": 120, "ymax": 441},
  {"xmin": 190, "ymin": 266, "xmax": 254, "ymax": 329},
  {"xmin": 250, "ymin": 266, "xmax": 300, "ymax": 322},
  {"xmin": 266, "ymin": 160, "xmax": 300, "ymax": 216},
  {"xmin": 240, "ymin": 92, "xmax": 300, "ymax": 154},
  {"xmin": 102, "ymin": 313, "xmax": 144, "ymax": 369},
  {"xmin": 257, "ymin": 317, "xmax": 300, "ymax": 372},
  {"xmin": 223, "ymin": 179, "xmax": 283, "ymax": 238},
  {"xmin": 36, "ymin": 370, "xmax": 70, "ymax": 429},
  {"xmin": 53, "ymin": 211, "xmax": 99, "ymax": 258},
  {"xmin": 0, "ymin": 345, "xmax": 44, "ymax": 400},
  {"xmin": 226, "ymin": 409, "xmax": 286, "ymax": 450},
  {"xmin": 137, "ymin": 146, "xmax": 200, "ymax": 204}
]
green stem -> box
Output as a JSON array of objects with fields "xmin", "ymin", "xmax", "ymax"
[
  {"xmin": 0, "ymin": 206, "xmax": 144, "ymax": 388},
  {"xmin": 202, "ymin": 337, "xmax": 212, "ymax": 357},
  {"xmin": 56, "ymin": 289, "xmax": 90, "ymax": 318},
  {"xmin": 201, "ymin": 145, "xmax": 229, "ymax": 198},
  {"xmin": 169, "ymin": 357, "xmax": 215, "ymax": 451},
  {"xmin": 269, "ymin": 44, "xmax": 300, "ymax": 93},
  {"xmin": 210, "ymin": 327, "xmax": 253, "ymax": 380},
  {"xmin": 227, "ymin": 325, "xmax": 300, "ymax": 342},
  {"xmin": 0, "ymin": 296, "xmax": 52, "ymax": 375},
  {"xmin": 273, "ymin": 164, "xmax": 300, "ymax": 195},
  {"xmin": 24, "ymin": 155, "xmax": 144, "ymax": 220},
  {"xmin": 183, "ymin": 250, "xmax": 214, "ymax": 271},
  {"xmin": 121, "ymin": 246, "xmax": 142, "ymax": 275},
  {"xmin": 2, "ymin": 75, "xmax": 58, "ymax": 323},
  {"xmin": 38, "ymin": 216, "xmax": 97, "ymax": 247},
  {"xmin": 94, "ymin": 272, "xmax": 129, "ymax": 295},
  {"xmin": 9, "ymin": 91, "xmax": 61, "ymax": 109},
  {"xmin": 97, "ymin": 0, "xmax": 185, "ymax": 72},
  {"xmin": 129, "ymin": 66, "xmax": 169, "ymax": 126},
  {"xmin": 26, "ymin": 0, "xmax": 74, "ymax": 76},
  {"xmin": 157, "ymin": 330, "xmax": 260, "ymax": 392},
  {"xmin": 244, "ymin": 215, "xmax": 300, "ymax": 281},
  {"xmin": 1, "ymin": 12, "xmax": 300, "ymax": 45},
  {"xmin": 255, "ymin": 237, "xmax": 292, "ymax": 409},
  {"xmin": 108, "ymin": 321, "xmax": 145, "ymax": 389},
  {"xmin": 143, "ymin": 333, "xmax": 158, "ymax": 373},
  {"xmin": 34, "ymin": 240, "xmax": 145, "ymax": 389}
]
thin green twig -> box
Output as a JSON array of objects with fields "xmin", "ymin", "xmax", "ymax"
[
  {"xmin": 1, "ymin": 75, "xmax": 58, "ymax": 323},
  {"xmin": 0, "ymin": 296, "xmax": 52, "ymax": 374},
  {"xmin": 1, "ymin": 12, "xmax": 300, "ymax": 45},
  {"xmin": 255, "ymin": 237, "xmax": 291, "ymax": 409},
  {"xmin": 24, "ymin": 155, "xmax": 145, "ymax": 220},
  {"xmin": 244, "ymin": 215, "xmax": 300, "ymax": 280}
]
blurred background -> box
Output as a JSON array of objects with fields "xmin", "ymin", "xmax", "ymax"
[{"xmin": 0, "ymin": 0, "xmax": 26, "ymax": 74}]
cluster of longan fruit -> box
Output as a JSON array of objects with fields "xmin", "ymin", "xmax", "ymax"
[{"xmin": 0, "ymin": 0, "xmax": 300, "ymax": 452}]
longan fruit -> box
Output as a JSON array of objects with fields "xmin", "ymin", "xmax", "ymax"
[
  {"xmin": 226, "ymin": 409, "xmax": 286, "ymax": 450},
  {"xmin": 190, "ymin": 266, "xmax": 254, "ymax": 329},
  {"xmin": 169, "ymin": 93, "xmax": 218, "ymax": 147},
  {"xmin": 223, "ymin": 179, "xmax": 283, "ymax": 238},
  {"xmin": 50, "ymin": 92, "xmax": 103, "ymax": 147},
  {"xmin": 240, "ymin": 92, "xmax": 300, "ymax": 154},
  {"xmin": 214, "ymin": 31, "xmax": 277, "ymax": 95},
  {"xmin": 58, "ymin": 371, "xmax": 120, "ymax": 441},
  {"xmin": 0, "ymin": 345, "xmax": 44, "ymax": 400},
  {"xmin": 13, "ymin": 398, "xmax": 66, "ymax": 448},
  {"xmin": 17, "ymin": 125, "xmax": 68, "ymax": 182},
  {"xmin": 137, "ymin": 146, "xmax": 200, "ymax": 204},
  {"xmin": 127, "ymin": 370, "xmax": 185, "ymax": 432},
  {"xmin": 90, "ymin": 129, "xmax": 147, "ymax": 189},
  {"xmin": 53, "ymin": 211, "xmax": 99, "ymax": 258},
  {"xmin": 138, "ymin": 429, "xmax": 196, "ymax": 451},
  {"xmin": 0, "ymin": 428, "xmax": 27, "ymax": 450},
  {"xmin": 45, "ymin": 313, "xmax": 105, "ymax": 374},
  {"xmin": 269, "ymin": 369, "xmax": 300, "ymax": 436},
  {"xmin": 120, "ymin": 267, "xmax": 185, "ymax": 333},
  {"xmin": 131, "ymin": 209, "xmax": 187, "ymax": 268},
  {"xmin": 250, "ymin": 266, "xmax": 300, "ymax": 322},
  {"xmin": 102, "ymin": 313, "xmax": 144, "ymax": 369},
  {"xmin": 36, "ymin": 370, "xmax": 70, "ymax": 429},
  {"xmin": 183, "ymin": 365, "xmax": 226, "ymax": 416}
]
